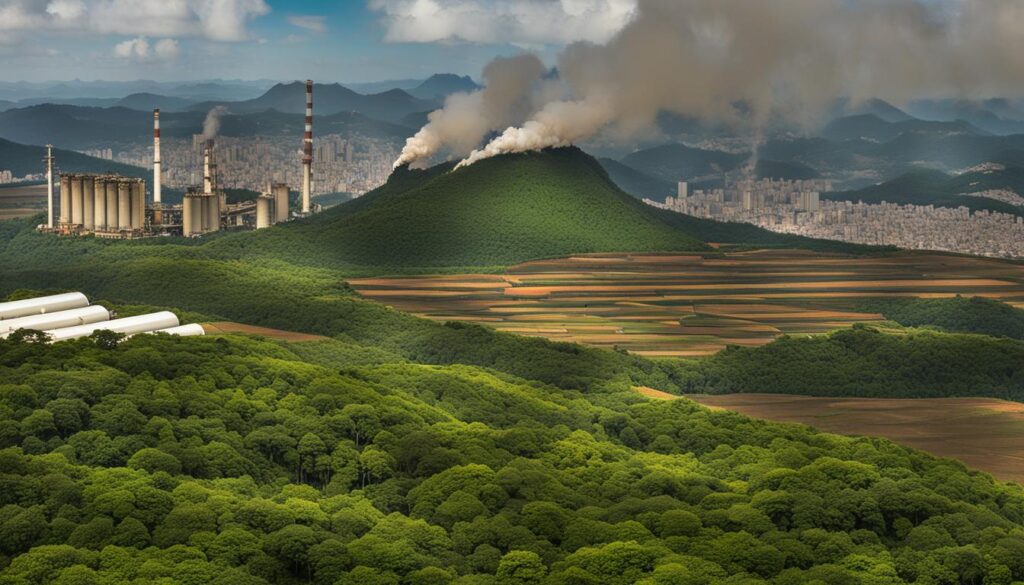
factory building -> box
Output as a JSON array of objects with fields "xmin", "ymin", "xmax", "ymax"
[
  {"xmin": 0, "ymin": 292, "xmax": 205, "ymax": 342},
  {"xmin": 39, "ymin": 80, "xmax": 317, "ymax": 239}
]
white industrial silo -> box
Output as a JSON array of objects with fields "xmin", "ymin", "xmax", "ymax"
[
  {"xmin": 93, "ymin": 178, "xmax": 107, "ymax": 231},
  {"xmin": 256, "ymin": 196, "xmax": 272, "ymax": 229},
  {"xmin": 117, "ymin": 181, "xmax": 131, "ymax": 231},
  {"xmin": 59, "ymin": 175, "xmax": 71, "ymax": 226},
  {"xmin": 70, "ymin": 175, "xmax": 83, "ymax": 226},
  {"xmin": 105, "ymin": 180, "xmax": 118, "ymax": 229},
  {"xmin": 82, "ymin": 176, "xmax": 95, "ymax": 231},
  {"xmin": 131, "ymin": 180, "xmax": 145, "ymax": 230}
]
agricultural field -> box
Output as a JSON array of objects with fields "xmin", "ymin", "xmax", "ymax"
[
  {"xmin": 350, "ymin": 250, "xmax": 1024, "ymax": 356},
  {"xmin": 684, "ymin": 393, "xmax": 1024, "ymax": 484},
  {"xmin": 0, "ymin": 184, "xmax": 44, "ymax": 220}
]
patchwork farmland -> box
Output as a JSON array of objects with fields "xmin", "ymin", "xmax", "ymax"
[{"xmin": 350, "ymin": 250, "xmax": 1024, "ymax": 356}]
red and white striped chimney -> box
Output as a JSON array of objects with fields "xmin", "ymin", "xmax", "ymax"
[
  {"xmin": 153, "ymin": 109, "xmax": 162, "ymax": 205},
  {"xmin": 302, "ymin": 79, "xmax": 313, "ymax": 214},
  {"xmin": 203, "ymin": 139, "xmax": 212, "ymax": 195}
]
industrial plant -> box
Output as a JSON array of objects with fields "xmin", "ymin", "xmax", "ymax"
[
  {"xmin": 38, "ymin": 80, "xmax": 320, "ymax": 239},
  {"xmin": 0, "ymin": 292, "xmax": 204, "ymax": 342}
]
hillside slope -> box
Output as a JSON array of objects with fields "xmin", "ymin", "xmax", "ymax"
[
  {"xmin": 211, "ymin": 147, "xmax": 710, "ymax": 268},
  {"xmin": 828, "ymin": 168, "xmax": 1024, "ymax": 217},
  {"xmin": 0, "ymin": 138, "xmax": 148, "ymax": 179}
]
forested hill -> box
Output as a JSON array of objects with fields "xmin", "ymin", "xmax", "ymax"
[
  {"xmin": 4, "ymin": 328, "xmax": 1024, "ymax": 583},
  {"xmin": 208, "ymin": 147, "xmax": 709, "ymax": 269}
]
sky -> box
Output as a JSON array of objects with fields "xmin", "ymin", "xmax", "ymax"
[{"xmin": 0, "ymin": 0, "xmax": 637, "ymax": 83}]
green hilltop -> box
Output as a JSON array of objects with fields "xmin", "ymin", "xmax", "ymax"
[{"xmin": 210, "ymin": 147, "xmax": 709, "ymax": 269}]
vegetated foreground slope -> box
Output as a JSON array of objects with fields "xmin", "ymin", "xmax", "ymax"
[
  {"xmin": 4, "ymin": 331, "xmax": 1024, "ymax": 584},
  {"xmin": 210, "ymin": 147, "xmax": 709, "ymax": 269}
]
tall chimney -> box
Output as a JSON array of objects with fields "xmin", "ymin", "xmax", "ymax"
[
  {"xmin": 302, "ymin": 79, "xmax": 313, "ymax": 214},
  {"xmin": 45, "ymin": 145, "xmax": 54, "ymax": 228},
  {"xmin": 203, "ymin": 140, "xmax": 212, "ymax": 195},
  {"xmin": 153, "ymin": 109, "xmax": 161, "ymax": 205}
]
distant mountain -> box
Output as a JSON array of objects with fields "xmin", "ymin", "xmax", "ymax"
[
  {"xmin": 754, "ymin": 159, "xmax": 820, "ymax": 180},
  {"xmin": 830, "ymin": 98, "xmax": 914, "ymax": 123},
  {"xmin": 822, "ymin": 114, "xmax": 985, "ymax": 142},
  {"xmin": 0, "ymin": 138, "xmax": 147, "ymax": 179},
  {"xmin": 13, "ymin": 97, "xmax": 119, "ymax": 108},
  {"xmin": 115, "ymin": 93, "xmax": 197, "ymax": 112},
  {"xmin": 597, "ymin": 157, "xmax": 676, "ymax": 201},
  {"xmin": 0, "ymin": 104, "xmax": 412, "ymax": 150},
  {"xmin": 399, "ymin": 110, "xmax": 431, "ymax": 129},
  {"xmin": 906, "ymin": 99, "xmax": 1024, "ymax": 135},
  {"xmin": 345, "ymin": 78, "xmax": 424, "ymax": 94},
  {"xmin": 408, "ymin": 74, "xmax": 479, "ymax": 100},
  {"xmin": 620, "ymin": 143, "xmax": 747, "ymax": 183},
  {"xmin": 0, "ymin": 79, "xmax": 274, "ymax": 102},
  {"xmin": 190, "ymin": 82, "xmax": 437, "ymax": 124},
  {"xmin": 827, "ymin": 168, "xmax": 1024, "ymax": 217},
  {"xmin": 0, "ymin": 100, "xmax": 13, "ymax": 112}
]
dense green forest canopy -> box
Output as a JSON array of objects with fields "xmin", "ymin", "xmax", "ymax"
[
  {"xmin": 854, "ymin": 297, "xmax": 1024, "ymax": 341},
  {"xmin": 3, "ymin": 332, "xmax": 1024, "ymax": 584}
]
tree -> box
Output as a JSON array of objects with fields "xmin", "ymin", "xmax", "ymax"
[
  {"xmin": 90, "ymin": 329, "xmax": 125, "ymax": 350},
  {"xmin": 496, "ymin": 551, "xmax": 546, "ymax": 585}
]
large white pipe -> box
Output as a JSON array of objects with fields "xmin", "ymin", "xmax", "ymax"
[
  {"xmin": 150, "ymin": 324, "xmax": 205, "ymax": 337},
  {"xmin": 0, "ymin": 292, "xmax": 89, "ymax": 321},
  {"xmin": 45, "ymin": 311, "xmax": 179, "ymax": 342},
  {"xmin": 153, "ymin": 109, "xmax": 161, "ymax": 204},
  {"xmin": 45, "ymin": 145, "xmax": 54, "ymax": 228},
  {"xmin": 1, "ymin": 306, "xmax": 110, "ymax": 336}
]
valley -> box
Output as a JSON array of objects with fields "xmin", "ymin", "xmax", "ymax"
[{"xmin": 351, "ymin": 249, "xmax": 1024, "ymax": 356}]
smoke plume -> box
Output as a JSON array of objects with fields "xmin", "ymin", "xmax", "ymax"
[
  {"xmin": 202, "ymin": 106, "xmax": 228, "ymax": 140},
  {"xmin": 395, "ymin": 0, "xmax": 1024, "ymax": 170},
  {"xmin": 394, "ymin": 54, "xmax": 549, "ymax": 168}
]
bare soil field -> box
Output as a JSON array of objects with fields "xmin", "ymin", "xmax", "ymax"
[
  {"xmin": 0, "ymin": 184, "xmax": 45, "ymax": 220},
  {"xmin": 349, "ymin": 250, "xmax": 1024, "ymax": 356},
  {"xmin": 686, "ymin": 393, "xmax": 1024, "ymax": 484},
  {"xmin": 202, "ymin": 322, "xmax": 328, "ymax": 342}
]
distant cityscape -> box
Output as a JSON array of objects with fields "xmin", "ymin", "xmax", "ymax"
[
  {"xmin": 117, "ymin": 133, "xmax": 399, "ymax": 196},
  {"xmin": 649, "ymin": 178, "xmax": 1024, "ymax": 258}
]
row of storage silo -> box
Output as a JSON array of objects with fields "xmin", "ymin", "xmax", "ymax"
[{"xmin": 59, "ymin": 174, "xmax": 146, "ymax": 232}]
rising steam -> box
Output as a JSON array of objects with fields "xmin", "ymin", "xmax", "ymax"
[
  {"xmin": 202, "ymin": 106, "xmax": 228, "ymax": 140},
  {"xmin": 394, "ymin": 0, "xmax": 1024, "ymax": 170}
]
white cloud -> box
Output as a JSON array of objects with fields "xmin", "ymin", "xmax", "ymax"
[
  {"xmin": 368, "ymin": 0, "xmax": 637, "ymax": 45},
  {"xmin": 113, "ymin": 36, "xmax": 179, "ymax": 61},
  {"xmin": 154, "ymin": 38, "xmax": 180, "ymax": 59},
  {"xmin": 114, "ymin": 36, "xmax": 149, "ymax": 59},
  {"xmin": 287, "ymin": 15, "xmax": 327, "ymax": 34},
  {"xmin": 0, "ymin": 0, "xmax": 270, "ymax": 42}
]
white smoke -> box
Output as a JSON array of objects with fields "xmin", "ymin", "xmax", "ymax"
[
  {"xmin": 412, "ymin": 0, "xmax": 1024, "ymax": 169},
  {"xmin": 202, "ymin": 106, "xmax": 227, "ymax": 140},
  {"xmin": 394, "ymin": 54, "xmax": 549, "ymax": 168}
]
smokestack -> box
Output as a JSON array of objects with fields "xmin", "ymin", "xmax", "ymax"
[
  {"xmin": 302, "ymin": 79, "xmax": 312, "ymax": 214},
  {"xmin": 45, "ymin": 145, "xmax": 54, "ymax": 228},
  {"xmin": 153, "ymin": 109, "xmax": 161, "ymax": 205},
  {"xmin": 203, "ymin": 140, "xmax": 212, "ymax": 195}
]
